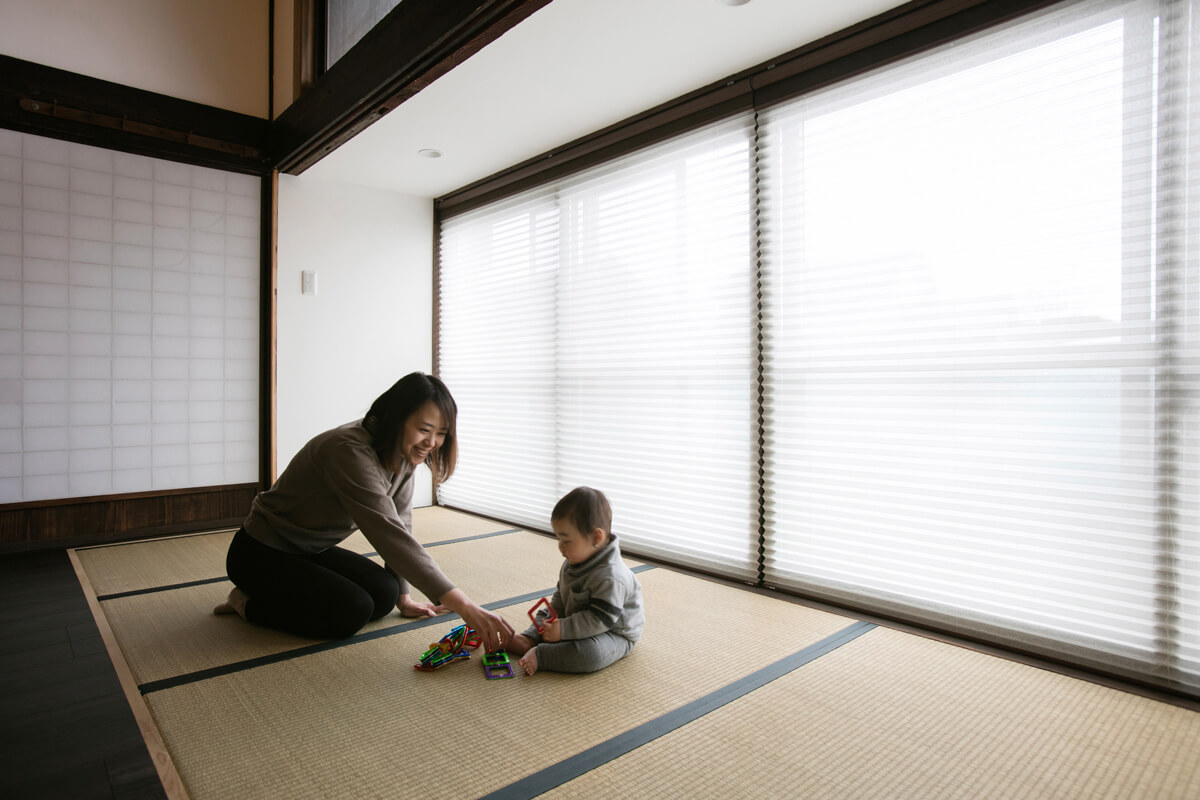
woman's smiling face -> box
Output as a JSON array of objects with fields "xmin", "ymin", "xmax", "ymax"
[{"xmin": 397, "ymin": 401, "xmax": 447, "ymax": 468}]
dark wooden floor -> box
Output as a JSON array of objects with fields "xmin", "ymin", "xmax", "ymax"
[{"xmin": 0, "ymin": 548, "xmax": 166, "ymax": 800}]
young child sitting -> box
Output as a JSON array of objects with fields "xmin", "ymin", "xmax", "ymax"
[{"xmin": 507, "ymin": 486, "xmax": 644, "ymax": 675}]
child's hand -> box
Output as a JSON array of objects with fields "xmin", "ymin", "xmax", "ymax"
[{"xmin": 542, "ymin": 618, "xmax": 562, "ymax": 642}]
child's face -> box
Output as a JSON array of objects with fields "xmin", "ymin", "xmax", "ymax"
[{"xmin": 552, "ymin": 519, "xmax": 600, "ymax": 565}]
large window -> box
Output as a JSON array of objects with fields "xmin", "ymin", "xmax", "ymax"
[
  {"xmin": 437, "ymin": 0, "xmax": 1200, "ymax": 696},
  {"xmin": 439, "ymin": 118, "xmax": 759, "ymax": 580},
  {"xmin": 760, "ymin": 0, "xmax": 1199, "ymax": 690}
]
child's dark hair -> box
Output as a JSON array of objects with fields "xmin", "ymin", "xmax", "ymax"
[
  {"xmin": 362, "ymin": 372, "xmax": 457, "ymax": 482},
  {"xmin": 552, "ymin": 486, "xmax": 612, "ymax": 537}
]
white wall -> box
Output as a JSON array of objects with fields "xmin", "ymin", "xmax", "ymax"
[
  {"xmin": 0, "ymin": 0, "xmax": 269, "ymax": 119},
  {"xmin": 276, "ymin": 174, "xmax": 435, "ymax": 504}
]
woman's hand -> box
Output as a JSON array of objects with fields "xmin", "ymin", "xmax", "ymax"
[
  {"xmin": 541, "ymin": 618, "xmax": 562, "ymax": 643},
  {"xmin": 437, "ymin": 588, "xmax": 515, "ymax": 652},
  {"xmin": 396, "ymin": 594, "xmax": 444, "ymax": 618}
]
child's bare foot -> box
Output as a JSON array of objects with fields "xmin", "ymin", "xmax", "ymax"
[
  {"xmin": 213, "ymin": 587, "xmax": 248, "ymax": 617},
  {"xmin": 518, "ymin": 646, "xmax": 539, "ymax": 676}
]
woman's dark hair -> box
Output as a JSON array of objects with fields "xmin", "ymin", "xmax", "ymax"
[
  {"xmin": 362, "ymin": 372, "xmax": 458, "ymax": 483},
  {"xmin": 551, "ymin": 486, "xmax": 612, "ymax": 538}
]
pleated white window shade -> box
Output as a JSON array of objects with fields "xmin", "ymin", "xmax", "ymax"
[
  {"xmin": 439, "ymin": 117, "xmax": 759, "ymax": 580},
  {"xmin": 760, "ymin": 0, "xmax": 1200, "ymax": 691},
  {"xmin": 437, "ymin": 193, "xmax": 561, "ymax": 527}
]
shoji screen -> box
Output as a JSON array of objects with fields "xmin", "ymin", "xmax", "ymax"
[
  {"xmin": 439, "ymin": 117, "xmax": 759, "ymax": 580},
  {"xmin": 0, "ymin": 130, "xmax": 260, "ymax": 503},
  {"xmin": 759, "ymin": 0, "xmax": 1200, "ymax": 691}
]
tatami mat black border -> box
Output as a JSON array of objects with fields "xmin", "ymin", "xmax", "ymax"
[
  {"xmin": 94, "ymin": 527, "xmax": 525, "ymax": 601},
  {"xmin": 73, "ymin": 528, "xmax": 240, "ymax": 551},
  {"xmin": 425, "ymin": 528, "xmax": 523, "ymax": 547},
  {"xmin": 480, "ymin": 619, "xmax": 878, "ymax": 800},
  {"xmin": 100, "ymin": 577, "xmax": 231, "ymax": 601},
  {"xmin": 136, "ymin": 564, "xmax": 659, "ymax": 695}
]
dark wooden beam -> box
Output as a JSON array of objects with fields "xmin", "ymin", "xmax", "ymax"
[
  {"xmin": 261, "ymin": 172, "xmax": 280, "ymax": 488},
  {"xmin": 0, "ymin": 54, "xmax": 272, "ymax": 175},
  {"xmin": 272, "ymin": 0, "xmax": 550, "ymax": 174}
]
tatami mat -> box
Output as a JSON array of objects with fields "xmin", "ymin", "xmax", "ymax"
[
  {"xmin": 140, "ymin": 569, "xmax": 855, "ymax": 800},
  {"xmin": 542, "ymin": 626, "xmax": 1200, "ymax": 800},
  {"xmin": 71, "ymin": 506, "xmax": 1200, "ymax": 800},
  {"xmin": 100, "ymin": 528, "xmax": 595, "ymax": 687},
  {"xmin": 72, "ymin": 505, "xmax": 497, "ymax": 598},
  {"xmin": 76, "ymin": 529, "xmax": 237, "ymax": 597},
  {"xmin": 409, "ymin": 505, "xmax": 523, "ymax": 541}
]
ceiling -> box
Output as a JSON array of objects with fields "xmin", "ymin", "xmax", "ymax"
[{"xmin": 301, "ymin": 0, "xmax": 908, "ymax": 199}]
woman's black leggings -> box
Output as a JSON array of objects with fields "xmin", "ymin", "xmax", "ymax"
[{"xmin": 225, "ymin": 528, "xmax": 400, "ymax": 639}]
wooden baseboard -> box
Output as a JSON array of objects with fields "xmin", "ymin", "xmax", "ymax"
[{"xmin": 0, "ymin": 484, "xmax": 259, "ymax": 552}]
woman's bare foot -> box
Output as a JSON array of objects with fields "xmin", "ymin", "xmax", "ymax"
[
  {"xmin": 518, "ymin": 646, "xmax": 539, "ymax": 676},
  {"xmin": 213, "ymin": 587, "xmax": 248, "ymax": 618}
]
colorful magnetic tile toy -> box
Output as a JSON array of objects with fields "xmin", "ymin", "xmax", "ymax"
[
  {"xmin": 527, "ymin": 597, "xmax": 558, "ymax": 633},
  {"xmin": 481, "ymin": 651, "xmax": 515, "ymax": 680},
  {"xmin": 414, "ymin": 624, "xmax": 481, "ymax": 672}
]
